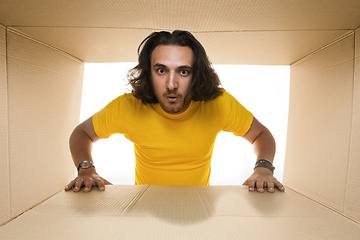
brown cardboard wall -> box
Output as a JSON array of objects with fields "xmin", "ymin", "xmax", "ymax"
[
  {"xmin": 11, "ymin": 27, "xmax": 351, "ymax": 65},
  {"xmin": 284, "ymin": 33, "xmax": 355, "ymax": 215},
  {"xmin": 345, "ymin": 28, "xmax": 360, "ymax": 221},
  {"xmin": 1, "ymin": 0, "xmax": 358, "ymax": 65},
  {"xmin": 4, "ymin": 29, "xmax": 84, "ymax": 223},
  {"xmin": 0, "ymin": 25, "xmax": 10, "ymax": 224}
]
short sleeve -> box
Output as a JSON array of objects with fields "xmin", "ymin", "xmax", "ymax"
[
  {"xmin": 219, "ymin": 90, "xmax": 253, "ymax": 136},
  {"xmin": 92, "ymin": 94, "xmax": 128, "ymax": 138}
]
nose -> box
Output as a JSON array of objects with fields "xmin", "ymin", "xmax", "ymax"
[{"xmin": 166, "ymin": 72, "xmax": 178, "ymax": 90}]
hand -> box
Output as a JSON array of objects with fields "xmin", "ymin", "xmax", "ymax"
[
  {"xmin": 243, "ymin": 167, "xmax": 284, "ymax": 193},
  {"xmin": 65, "ymin": 168, "xmax": 112, "ymax": 192}
]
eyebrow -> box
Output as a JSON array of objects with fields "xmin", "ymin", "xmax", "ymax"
[
  {"xmin": 153, "ymin": 63, "xmax": 166, "ymax": 68},
  {"xmin": 153, "ymin": 63, "xmax": 192, "ymax": 70}
]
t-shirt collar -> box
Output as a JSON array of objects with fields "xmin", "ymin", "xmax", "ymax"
[{"xmin": 153, "ymin": 100, "xmax": 194, "ymax": 120}]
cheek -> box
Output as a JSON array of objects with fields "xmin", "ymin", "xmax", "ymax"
[
  {"xmin": 151, "ymin": 78, "xmax": 164, "ymax": 96},
  {"xmin": 153, "ymin": 85, "xmax": 163, "ymax": 96},
  {"xmin": 184, "ymin": 78, "xmax": 192, "ymax": 91}
]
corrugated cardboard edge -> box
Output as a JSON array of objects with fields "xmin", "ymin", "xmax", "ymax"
[
  {"xmin": 344, "ymin": 26, "xmax": 360, "ymax": 221},
  {"xmin": 121, "ymin": 185, "xmax": 150, "ymax": 214},
  {"xmin": 0, "ymin": 23, "xmax": 10, "ymax": 226}
]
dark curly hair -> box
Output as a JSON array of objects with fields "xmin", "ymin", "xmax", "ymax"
[{"xmin": 127, "ymin": 30, "xmax": 223, "ymax": 103}]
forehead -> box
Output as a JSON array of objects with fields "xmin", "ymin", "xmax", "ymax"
[{"xmin": 151, "ymin": 45, "xmax": 193, "ymax": 67}]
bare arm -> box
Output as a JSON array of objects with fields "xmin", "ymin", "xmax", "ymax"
[
  {"xmin": 65, "ymin": 116, "xmax": 111, "ymax": 192},
  {"xmin": 241, "ymin": 117, "xmax": 284, "ymax": 193}
]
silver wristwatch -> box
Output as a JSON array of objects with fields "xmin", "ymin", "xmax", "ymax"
[{"xmin": 77, "ymin": 161, "xmax": 95, "ymax": 172}]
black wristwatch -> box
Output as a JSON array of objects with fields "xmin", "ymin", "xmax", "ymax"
[
  {"xmin": 254, "ymin": 159, "xmax": 275, "ymax": 173},
  {"xmin": 77, "ymin": 161, "xmax": 95, "ymax": 172}
]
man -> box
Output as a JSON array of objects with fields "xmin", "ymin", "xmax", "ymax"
[{"xmin": 65, "ymin": 30, "xmax": 285, "ymax": 193}]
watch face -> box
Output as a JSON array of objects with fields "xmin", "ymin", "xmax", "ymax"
[{"xmin": 81, "ymin": 161, "xmax": 91, "ymax": 168}]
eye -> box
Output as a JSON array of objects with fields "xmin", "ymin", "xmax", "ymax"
[
  {"xmin": 180, "ymin": 69, "xmax": 189, "ymax": 76},
  {"xmin": 157, "ymin": 68, "xmax": 166, "ymax": 74}
]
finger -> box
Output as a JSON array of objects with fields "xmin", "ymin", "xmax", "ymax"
[
  {"xmin": 83, "ymin": 178, "xmax": 93, "ymax": 192},
  {"xmin": 94, "ymin": 178, "xmax": 106, "ymax": 191},
  {"xmin": 101, "ymin": 177, "xmax": 112, "ymax": 185},
  {"xmin": 242, "ymin": 179, "xmax": 248, "ymax": 185},
  {"xmin": 267, "ymin": 181, "xmax": 275, "ymax": 193},
  {"xmin": 74, "ymin": 178, "xmax": 84, "ymax": 192},
  {"xmin": 65, "ymin": 179, "xmax": 77, "ymax": 191},
  {"xmin": 274, "ymin": 181, "xmax": 285, "ymax": 191},
  {"xmin": 256, "ymin": 180, "xmax": 265, "ymax": 193},
  {"xmin": 247, "ymin": 179, "xmax": 256, "ymax": 192}
]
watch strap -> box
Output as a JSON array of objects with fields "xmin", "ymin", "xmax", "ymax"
[{"xmin": 254, "ymin": 159, "xmax": 275, "ymax": 173}]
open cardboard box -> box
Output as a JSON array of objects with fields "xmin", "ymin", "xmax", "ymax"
[{"xmin": 0, "ymin": 1, "xmax": 360, "ymax": 239}]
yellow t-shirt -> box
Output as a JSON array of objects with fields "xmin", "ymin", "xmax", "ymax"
[{"xmin": 93, "ymin": 89, "xmax": 253, "ymax": 185}]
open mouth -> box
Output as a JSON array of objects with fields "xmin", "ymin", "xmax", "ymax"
[{"xmin": 167, "ymin": 95, "xmax": 179, "ymax": 102}]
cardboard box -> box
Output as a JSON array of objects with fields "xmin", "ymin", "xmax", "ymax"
[{"xmin": 0, "ymin": 1, "xmax": 360, "ymax": 238}]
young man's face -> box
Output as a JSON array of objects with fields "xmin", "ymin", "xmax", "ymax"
[{"xmin": 150, "ymin": 45, "xmax": 193, "ymax": 114}]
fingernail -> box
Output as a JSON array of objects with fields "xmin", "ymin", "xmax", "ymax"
[
  {"xmin": 249, "ymin": 188, "xmax": 254, "ymax": 191},
  {"xmin": 99, "ymin": 186, "xmax": 105, "ymax": 190}
]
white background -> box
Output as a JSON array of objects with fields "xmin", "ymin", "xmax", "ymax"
[{"xmin": 79, "ymin": 63, "xmax": 290, "ymax": 185}]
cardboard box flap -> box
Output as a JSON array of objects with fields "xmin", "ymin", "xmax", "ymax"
[
  {"xmin": 284, "ymin": 33, "xmax": 354, "ymax": 212},
  {"xmin": 1, "ymin": 1, "xmax": 360, "ymax": 64},
  {"xmin": 0, "ymin": 185, "xmax": 359, "ymax": 239},
  {"xmin": 9, "ymin": 27, "xmax": 351, "ymax": 65},
  {"xmin": 30, "ymin": 185, "xmax": 149, "ymax": 216},
  {"xmin": 5, "ymin": 29, "xmax": 84, "ymax": 222}
]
